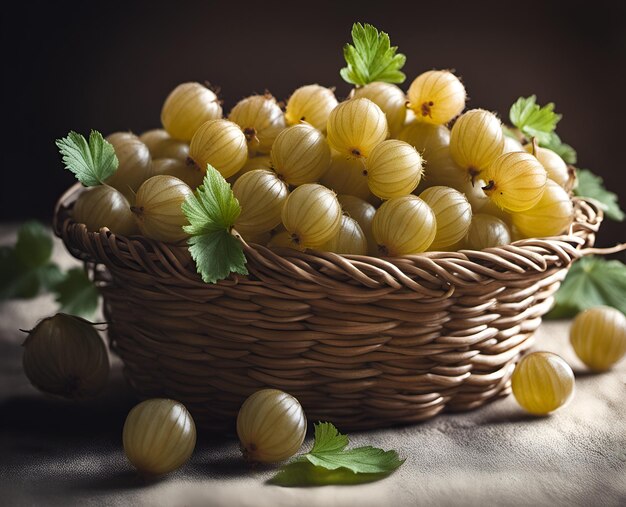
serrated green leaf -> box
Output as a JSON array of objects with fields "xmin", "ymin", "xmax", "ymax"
[
  {"xmin": 509, "ymin": 95, "xmax": 562, "ymax": 144},
  {"xmin": 547, "ymin": 256, "xmax": 626, "ymax": 319},
  {"xmin": 187, "ymin": 230, "xmax": 248, "ymax": 284},
  {"xmin": 340, "ymin": 23, "xmax": 406, "ymax": 86},
  {"xmin": 15, "ymin": 220, "xmax": 53, "ymax": 268},
  {"xmin": 53, "ymin": 268, "xmax": 99, "ymax": 317},
  {"xmin": 56, "ymin": 130, "xmax": 118, "ymax": 186},
  {"xmin": 182, "ymin": 166, "xmax": 247, "ymax": 284},
  {"xmin": 304, "ymin": 422, "xmax": 403, "ymax": 474},
  {"xmin": 574, "ymin": 169, "xmax": 625, "ymax": 221},
  {"xmin": 269, "ymin": 461, "xmax": 394, "ymax": 487},
  {"xmin": 540, "ymin": 132, "xmax": 577, "ymax": 165},
  {"xmin": 309, "ymin": 422, "xmax": 349, "ymax": 454},
  {"xmin": 271, "ymin": 422, "xmax": 404, "ymax": 486},
  {"xmin": 182, "ymin": 165, "xmax": 241, "ymax": 235},
  {"xmin": 304, "ymin": 445, "xmax": 404, "ymax": 474}
]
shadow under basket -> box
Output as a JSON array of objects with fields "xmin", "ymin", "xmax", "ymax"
[{"xmin": 54, "ymin": 183, "xmax": 602, "ymax": 431}]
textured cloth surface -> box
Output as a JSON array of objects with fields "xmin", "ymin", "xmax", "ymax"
[{"xmin": 1, "ymin": 226, "xmax": 625, "ymax": 507}]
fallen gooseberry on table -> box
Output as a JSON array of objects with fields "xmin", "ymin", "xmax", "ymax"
[
  {"xmin": 22, "ymin": 313, "xmax": 110, "ymax": 399},
  {"xmin": 237, "ymin": 388, "xmax": 307, "ymax": 463},
  {"xmin": 570, "ymin": 306, "xmax": 626, "ymax": 372},
  {"xmin": 511, "ymin": 351, "xmax": 575, "ymax": 415},
  {"xmin": 123, "ymin": 398, "xmax": 196, "ymax": 476}
]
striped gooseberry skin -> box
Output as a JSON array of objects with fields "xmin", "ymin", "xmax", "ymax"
[
  {"xmin": 320, "ymin": 215, "xmax": 368, "ymax": 255},
  {"xmin": 281, "ymin": 184, "xmax": 342, "ymax": 249},
  {"xmin": 326, "ymin": 98, "xmax": 388, "ymax": 159},
  {"xmin": 512, "ymin": 179, "xmax": 573, "ymax": 238},
  {"xmin": 229, "ymin": 94, "xmax": 286, "ymax": 154},
  {"xmin": 123, "ymin": 399, "xmax": 196, "ymax": 476},
  {"xmin": 463, "ymin": 213, "xmax": 511, "ymax": 250},
  {"xmin": 482, "ymin": 152, "xmax": 548, "ymax": 212},
  {"xmin": 104, "ymin": 132, "xmax": 153, "ymax": 202},
  {"xmin": 397, "ymin": 122, "xmax": 451, "ymax": 157},
  {"xmin": 285, "ymin": 84, "xmax": 338, "ymax": 131},
  {"xmin": 570, "ymin": 307, "xmax": 626, "ymax": 371},
  {"xmin": 372, "ymin": 195, "xmax": 437, "ymax": 255},
  {"xmin": 353, "ymin": 82, "xmax": 407, "ymax": 136},
  {"xmin": 237, "ymin": 389, "xmax": 307, "ymax": 463},
  {"xmin": 22, "ymin": 313, "xmax": 110, "ymax": 400},
  {"xmin": 227, "ymin": 155, "xmax": 272, "ymax": 184},
  {"xmin": 270, "ymin": 123, "xmax": 331, "ymax": 186},
  {"xmin": 511, "ymin": 352, "xmax": 575, "ymax": 415},
  {"xmin": 233, "ymin": 169, "xmax": 289, "ymax": 235},
  {"xmin": 151, "ymin": 158, "xmax": 205, "ymax": 189},
  {"xmin": 73, "ymin": 185, "xmax": 138, "ymax": 236},
  {"xmin": 407, "ymin": 70, "xmax": 466, "ymax": 125},
  {"xmin": 139, "ymin": 129, "xmax": 190, "ymax": 162},
  {"xmin": 366, "ymin": 140, "xmax": 424, "ymax": 199},
  {"xmin": 524, "ymin": 144, "xmax": 572, "ymax": 189},
  {"xmin": 189, "ymin": 119, "xmax": 248, "ymax": 178},
  {"xmin": 161, "ymin": 82, "xmax": 222, "ymax": 141},
  {"xmin": 320, "ymin": 153, "xmax": 371, "ymax": 202},
  {"xmin": 132, "ymin": 175, "xmax": 193, "ymax": 243},
  {"xmin": 337, "ymin": 194, "xmax": 378, "ymax": 256},
  {"xmin": 418, "ymin": 146, "xmax": 495, "ymax": 215},
  {"xmin": 449, "ymin": 109, "xmax": 505, "ymax": 181},
  {"xmin": 419, "ymin": 186, "xmax": 472, "ymax": 250},
  {"xmin": 477, "ymin": 199, "xmax": 513, "ymax": 225}
]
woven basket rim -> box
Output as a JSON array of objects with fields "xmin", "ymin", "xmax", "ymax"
[{"xmin": 53, "ymin": 182, "xmax": 602, "ymax": 292}]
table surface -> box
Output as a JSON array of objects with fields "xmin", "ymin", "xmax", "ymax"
[{"xmin": 1, "ymin": 226, "xmax": 625, "ymax": 507}]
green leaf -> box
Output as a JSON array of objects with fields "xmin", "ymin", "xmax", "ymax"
[
  {"xmin": 269, "ymin": 461, "xmax": 394, "ymax": 487},
  {"xmin": 53, "ymin": 268, "xmax": 99, "ymax": 317},
  {"xmin": 56, "ymin": 130, "xmax": 118, "ymax": 186},
  {"xmin": 574, "ymin": 169, "xmax": 625, "ymax": 221},
  {"xmin": 509, "ymin": 95, "xmax": 562, "ymax": 144},
  {"xmin": 181, "ymin": 165, "xmax": 248, "ymax": 284},
  {"xmin": 0, "ymin": 221, "xmax": 97, "ymax": 313},
  {"xmin": 182, "ymin": 165, "xmax": 242, "ymax": 234},
  {"xmin": 0, "ymin": 222, "xmax": 61, "ymax": 300},
  {"xmin": 501, "ymin": 125, "xmax": 520, "ymax": 140},
  {"xmin": 309, "ymin": 421, "xmax": 349, "ymax": 454},
  {"xmin": 304, "ymin": 445, "xmax": 404, "ymax": 474},
  {"xmin": 271, "ymin": 422, "xmax": 404, "ymax": 487},
  {"xmin": 304, "ymin": 423, "xmax": 403, "ymax": 474},
  {"xmin": 39, "ymin": 263, "xmax": 66, "ymax": 291},
  {"xmin": 340, "ymin": 22, "xmax": 406, "ymax": 86},
  {"xmin": 15, "ymin": 220, "xmax": 53, "ymax": 268},
  {"xmin": 547, "ymin": 256, "xmax": 626, "ymax": 319},
  {"xmin": 540, "ymin": 132, "xmax": 577, "ymax": 165},
  {"xmin": 186, "ymin": 231, "xmax": 248, "ymax": 284},
  {"xmin": 0, "ymin": 247, "xmax": 41, "ymax": 299}
]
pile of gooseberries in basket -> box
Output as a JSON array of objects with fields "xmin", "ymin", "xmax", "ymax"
[{"xmin": 62, "ymin": 51, "xmax": 575, "ymax": 259}]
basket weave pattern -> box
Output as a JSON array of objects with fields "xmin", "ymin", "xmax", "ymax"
[{"xmin": 54, "ymin": 183, "xmax": 601, "ymax": 430}]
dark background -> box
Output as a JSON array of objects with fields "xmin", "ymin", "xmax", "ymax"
[{"xmin": 1, "ymin": 0, "xmax": 624, "ymax": 245}]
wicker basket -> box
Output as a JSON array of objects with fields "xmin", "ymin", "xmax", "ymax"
[{"xmin": 54, "ymin": 182, "xmax": 603, "ymax": 431}]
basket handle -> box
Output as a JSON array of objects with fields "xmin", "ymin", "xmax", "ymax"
[{"xmin": 579, "ymin": 242, "xmax": 626, "ymax": 257}]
